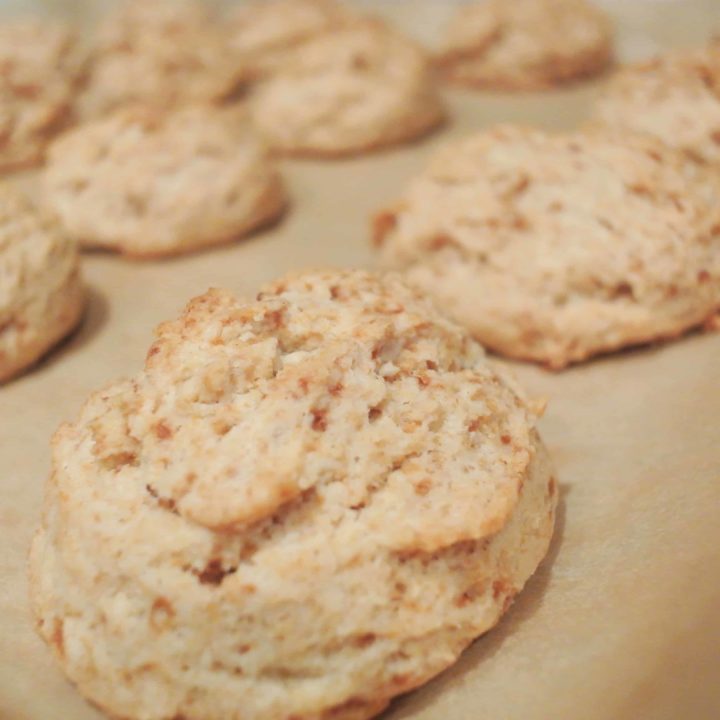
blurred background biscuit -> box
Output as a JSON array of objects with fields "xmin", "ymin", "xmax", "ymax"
[
  {"xmin": 249, "ymin": 19, "xmax": 446, "ymax": 157},
  {"xmin": 374, "ymin": 126, "xmax": 720, "ymax": 368},
  {"xmin": 43, "ymin": 104, "xmax": 287, "ymax": 258},
  {"xmin": 437, "ymin": 0, "xmax": 613, "ymax": 90},
  {"xmin": 0, "ymin": 184, "xmax": 84, "ymax": 382}
]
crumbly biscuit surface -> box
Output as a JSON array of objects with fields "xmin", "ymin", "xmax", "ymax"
[
  {"xmin": 30, "ymin": 269, "xmax": 555, "ymax": 720},
  {"xmin": 437, "ymin": 0, "xmax": 612, "ymax": 90},
  {"xmin": 593, "ymin": 46, "xmax": 720, "ymax": 165},
  {"xmin": 43, "ymin": 105, "xmax": 286, "ymax": 257},
  {"xmin": 374, "ymin": 126, "xmax": 720, "ymax": 368},
  {"xmin": 0, "ymin": 185, "xmax": 83, "ymax": 382},
  {"xmin": 250, "ymin": 20, "xmax": 445, "ymax": 156}
]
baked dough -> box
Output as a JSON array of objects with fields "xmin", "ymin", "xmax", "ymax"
[
  {"xmin": 250, "ymin": 19, "xmax": 446, "ymax": 156},
  {"xmin": 228, "ymin": 0, "xmax": 355, "ymax": 77},
  {"xmin": 0, "ymin": 184, "xmax": 83, "ymax": 383},
  {"xmin": 374, "ymin": 126, "xmax": 720, "ymax": 368},
  {"xmin": 593, "ymin": 46, "xmax": 720, "ymax": 165},
  {"xmin": 43, "ymin": 105, "xmax": 287, "ymax": 258},
  {"xmin": 437, "ymin": 0, "xmax": 613, "ymax": 90},
  {"xmin": 81, "ymin": 0, "xmax": 247, "ymax": 117},
  {"xmin": 30, "ymin": 269, "xmax": 555, "ymax": 720},
  {"xmin": 0, "ymin": 18, "xmax": 84, "ymax": 170}
]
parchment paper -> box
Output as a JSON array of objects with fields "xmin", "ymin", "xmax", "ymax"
[{"xmin": 1, "ymin": 2, "xmax": 719, "ymax": 719}]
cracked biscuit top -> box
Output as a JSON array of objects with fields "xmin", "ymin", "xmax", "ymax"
[{"xmin": 30, "ymin": 269, "xmax": 554, "ymax": 720}]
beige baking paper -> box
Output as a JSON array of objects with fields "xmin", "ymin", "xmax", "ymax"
[{"xmin": 1, "ymin": 1, "xmax": 720, "ymax": 719}]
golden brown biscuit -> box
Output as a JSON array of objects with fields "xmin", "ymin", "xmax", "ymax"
[
  {"xmin": 437, "ymin": 0, "xmax": 613, "ymax": 90},
  {"xmin": 30, "ymin": 269, "xmax": 555, "ymax": 720},
  {"xmin": 374, "ymin": 126, "xmax": 720, "ymax": 368}
]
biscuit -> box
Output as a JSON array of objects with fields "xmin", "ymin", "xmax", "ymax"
[
  {"xmin": 437, "ymin": 0, "xmax": 612, "ymax": 91},
  {"xmin": 0, "ymin": 19, "xmax": 84, "ymax": 171},
  {"xmin": 80, "ymin": 0, "xmax": 248, "ymax": 117},
  {"xmin": 373, "ymin": 126, "xmax": 720, "ymax": 369},
  {"xmin": 228, "ymin": 0, "xmax": 356, "ymax": 77},
  {"xmin": 593, "ymin": 46, "xmax": 720, "ymax": 165},
  {"xmin": 249, "ymin": 19, "xmax": 446, "ymax": 157},
  {"xmin": 95, "ymin": 0, "xmax": 212, "ymax": 46},
  {"xmin": 43, "ymin": 105, "xmax": 287, "ymax": 258},
  {"xmin": 29, "ymin": 269, "xmax": 555, "ymax": 720},
  {"xmin": 0, "ymin": 184, "xmax": 83, "ymax": 383}
]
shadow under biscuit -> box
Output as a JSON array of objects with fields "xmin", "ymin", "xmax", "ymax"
[
  {"xmin": 573, "ymin": 326, "xmax": 713, "ymax": 371},
  {"xmin": 31, "ymin": 283, "xmax": 109, "ymax": 376},
  {"xmin": 384, "ymin": 483, "xmax": 569, "ymax": 719}
]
